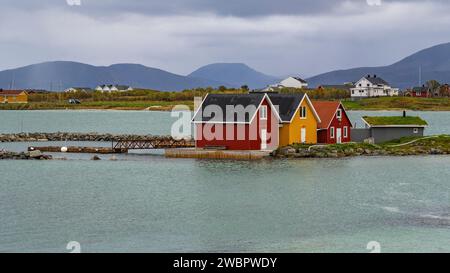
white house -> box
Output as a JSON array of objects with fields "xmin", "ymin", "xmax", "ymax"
[
  {"xmin": 64, "ymin": 87, "xmax": 93, "ymax": 93},
  {"xmin": 350, "ymin": 75, "xmax": 399, "ymax": 98},
  {"xmin": 279, "ymin": 77, "xmax": 308, "ymax": 89},
  {"xmin": 95, "ymin": 85, "xmax": 134, "ymax": 93}
]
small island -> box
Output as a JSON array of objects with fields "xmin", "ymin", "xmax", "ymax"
[{"xmin": 273, "ymin": 135, "xmax": 450, "ymax": 158}]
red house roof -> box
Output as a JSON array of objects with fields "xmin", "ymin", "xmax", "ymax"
[
  {"xmin": 312, "ymin": 101, "xmax": 343, "ymax": 129},
  {"xmin": 0, "ymin": 90, "xmax": 26, "ymax": 95}
]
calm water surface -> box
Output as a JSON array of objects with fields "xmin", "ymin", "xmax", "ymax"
[
  {"xmin": 0, "ymin": 110, "xmax": 449, "ymax": 253},
  {"xmin": 0, "ymin": 110, "xmax": 449, "ymax": 135}
]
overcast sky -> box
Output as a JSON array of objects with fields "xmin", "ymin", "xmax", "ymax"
[{"xmin": 1, "ymin": 0, "xmax": 450, "ymax": 77}]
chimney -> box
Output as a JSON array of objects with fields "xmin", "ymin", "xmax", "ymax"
[
  {"xmin": 367, "ymin": 75, "xmax": 371, "ymax": 78},
  {"xmin": 374, "ymin": 75, "xmax": 377, "ymax": 78}
]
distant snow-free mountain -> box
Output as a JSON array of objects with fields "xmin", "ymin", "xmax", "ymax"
[
  {"xmin": 0, "ymin": 61, "xmax": 279, "ymax": 91},
  {"xmin": 0, "ymin": 61, "xmax": 230, "ymax": 92},
  {"xmin": 307, "ymin": 42, "xmax": 450, "ymax": 89},
  {"xmin": 188, "ymin": 63, "xmax": 280, "ymax": 89},
  {"xmin": 2, "ymin": 42, "xmax": 450, "ymax": 91}
]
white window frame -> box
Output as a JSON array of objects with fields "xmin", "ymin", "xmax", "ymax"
[
  {"xmin": 299, "ymin": 106, "xmax": 307, "ymax": 119},
  {"xmin": 260, "ymin": 105, "xmax": 268, "ymax": 120},
  {"xmin": 336, "ymin": 109, "xmax": 342, "ymax": 119},
  {"xmin": 344, "ymin": 126, "xmax": 348, "ymax": 138},
  {"xmin": 330, "ymin": 127, "xmax": 335, "ymax": 139}
]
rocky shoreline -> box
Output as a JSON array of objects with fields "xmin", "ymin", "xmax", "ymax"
[
  {"xmin": 0, "ymin": 132, "xmax": 177, "ymax": 142},
  {"xmin": 272, "ymin": 136, "xmax": 450, "ymax": 159},
  {"xmin": 0, "ymin": 150, "xmax": 52, "ymax": 160}
]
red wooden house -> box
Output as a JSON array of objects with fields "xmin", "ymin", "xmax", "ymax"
[
  {"xmin": 406, "ymin": 86, "xmax": 430, "ymax": 98},
  {"xmin": 192, "ymin": 94, "xmax": 280, "ymax": 151},
  {"xmin": 312, "ymin": 101, "xmax": 352, "ymax": 144}
]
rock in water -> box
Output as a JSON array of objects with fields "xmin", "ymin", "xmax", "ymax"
[
  {"xmin": 91, "ymin": 155, "xmax": 101, "ymax": 161},
  {"xmin": 29, "ymin": 150, "xmax": 43, "ymax": 158}
]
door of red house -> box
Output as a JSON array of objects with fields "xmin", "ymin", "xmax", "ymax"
[
  {"xmin": 336, "ymin": 128, "xmax": 342, "ymax": 144},
  {"xmin": 261, "ymin": 129, "xmax": 267, "ymax": 150}
]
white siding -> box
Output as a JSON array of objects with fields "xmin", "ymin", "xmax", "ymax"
[
  {"xmin": 280, "ymin": 77, "xmax": 308, "ymax": 89},
  {"xmin": 351, "ymin": 77, "xmax": 399, "ymax": 98}
]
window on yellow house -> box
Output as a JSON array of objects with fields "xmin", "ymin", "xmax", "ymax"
[{"xmin": 299, "ymin": 106, "xmax": 307, "ymax": 119}]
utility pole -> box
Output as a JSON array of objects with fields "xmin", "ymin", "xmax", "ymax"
[{"xmin": 419, "ymin": 65, "xmax": 422, "ymax": 86}]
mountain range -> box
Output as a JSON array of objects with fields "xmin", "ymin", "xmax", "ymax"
[
  {"xmin": 307, "ymin": 42, "xmax": 450, "ymax": 89},
  {"xmin": 1, "ymin": 42, "xmax": 450, "ymax": 91},
  {"xmin": 0, "ymin": 62, "xmax": 279, "ymax": 91}
]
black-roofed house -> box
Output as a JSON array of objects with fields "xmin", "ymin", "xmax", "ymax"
[
  {"xmin": 266, "ymin": 93, "xmax": 321, "ymax": 146},
  {"xmin": 350, "ymin": 75, "xmax": 399, "ymax": 98},
  {"xmin": 192, "ymin": 94, "xmax": 281, "ymax": 151}
]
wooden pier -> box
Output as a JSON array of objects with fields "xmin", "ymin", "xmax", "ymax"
[
  {"xmin": 113, "ymin": 137, "xmax": 194, "ymax": 150},
  {"xmin": 28, "ymin": 146, "xmax": 127, "ymax": 154},
  {"xmin": 28, "ymin": 136, "xmax": 195, "ymax": 154},
  {"xmin": 165, "ymin": 148, "xmax": 271, "ymax": 160}
]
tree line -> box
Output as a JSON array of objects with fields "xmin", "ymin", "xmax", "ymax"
[{"xmin": 28, "ymin": 85, "xmax": 353, "ymax": 103}]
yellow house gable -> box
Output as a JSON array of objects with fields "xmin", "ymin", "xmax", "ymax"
[
  {"xmin": 278, "ymin": 95, "xmax": 320, "ymax": 146},
  {"xmin": 0, "ymin": 91, "xmax": 28, "ymax": 104}
]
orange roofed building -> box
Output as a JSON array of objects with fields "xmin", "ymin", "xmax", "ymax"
[
  {"xmin": 0, "ymin": 90, "xmax": 29, "ymax": 104},
  {"xmin": 312, "ymin": 101, "xmax": 352, "ymax": 144}
]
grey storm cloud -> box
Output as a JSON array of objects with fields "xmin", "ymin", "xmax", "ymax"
[
  {"xmin": 4, "ymin": 0, "xmax": 450, "ymax": 16},
  {"xmin": 2, "ymin": 0, "xmax": 450, "ymax": 77}
]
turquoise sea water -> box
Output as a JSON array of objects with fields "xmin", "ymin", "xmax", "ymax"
[
  {"xmin": 0, "ymin": 110, "xmax": 449, "ymax": 135},
  {"xmin": 0, "ymin": 110, "xmax": 449, "ymax": 253}
]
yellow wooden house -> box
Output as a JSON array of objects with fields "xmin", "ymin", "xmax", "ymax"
[
  {"xmin": 268, "ymin": 93, "xmax": 321, "ymax": 146},
  {"xmin": 0, "ymin": 90, "xmax": 28, "ymax": 104}
]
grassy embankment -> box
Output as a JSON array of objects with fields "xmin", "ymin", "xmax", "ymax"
[
  {"xmin": 1, "ymin": 87, "xmax": 450, "ymax": 111},
  {"xmin": 0, "ymin": 100, "xmax": 194, "ymax": 111},
  {"xmin": 0, "ymin": 88, "xmax": 250, "ymax": 111},
  {"xmin": 342, "ymin": 97, "xmax": 450, "ymax": 111}
]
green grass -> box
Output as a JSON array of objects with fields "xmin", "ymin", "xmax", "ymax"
[
  {"xmin": 0, "ymin": 100, "xmax": 194, "ymax": 111},
  {"xmin": 362, "ymin": 116, "xmax": 428, "ymax": 126},
  {"xmin": 342, "ymin": 97, "xmax": 450, "ymax": 111}
]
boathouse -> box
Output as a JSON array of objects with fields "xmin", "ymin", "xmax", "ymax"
[
  {"xmin": 192, "ymin": 93, "xmax": 280, "ymax": 151},
  {"xmin": 312, "ymin": 101, "xmax": 352, "ymax": 144},
  {"xmin": 352, "ymin": 115, "xmax": 428, "ymax": 144},
  {"xmin": 267, "ymin": 93, "xmax": 321, "ymax": 146}
]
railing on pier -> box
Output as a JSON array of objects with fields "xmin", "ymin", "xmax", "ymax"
[{"xmin": 113, "ymin": 137, "xmax": 194, "ymax": 151}]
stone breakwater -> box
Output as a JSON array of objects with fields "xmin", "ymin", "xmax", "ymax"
[
  {"xmin": 0, "ymin": 150, "xmax": 52, "ymax": 160},
  {"xmin": 0, "ymin": 132, "xmax": 183, "ymax": 142}
]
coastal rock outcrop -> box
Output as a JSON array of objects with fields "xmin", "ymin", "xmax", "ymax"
[
  {"xmin": 0, "ymin": 132, "xmax": 188, "ymax": 143},
  {"xmin": 0, "ymin": 150, "xmax": 52, "ymax": 160},
  {"xmin": 272, "ymin": 136, "xmax": 450, "ymax": 159}
]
